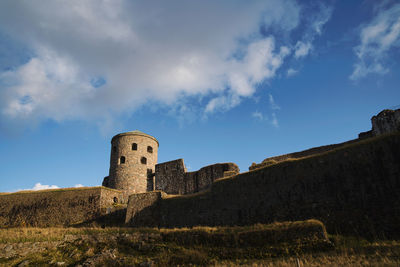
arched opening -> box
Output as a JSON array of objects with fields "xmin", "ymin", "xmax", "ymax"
[
  {"xmin": 120, "ymin": 156, "xmax": 126, "ymax": 164},
  {"xmin": 113, "ymin": 146, "xmax": 116, "ymax": 153},
  {"xmin": 113, "ymin": 197, "xmax": 118, "ymax": 203},
  {"xmin": 141, "ymin": 157, "xmax": 147, "ymax": 165},
  {"xmin": 132, "ymin": 143, "xmax": 137, "ymax": 150},
  {"xmin": 147, "ymin": 146, "xmax": 153, "ymax": 153}
]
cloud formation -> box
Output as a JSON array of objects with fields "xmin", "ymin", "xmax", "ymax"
[
  {"xmin": 251, "ymin": 93, "xmax": 280, "ymax": 127},
  {"xmin": 287, "ymin": 68, "xmax": 298, "ymax": 77},
  {"xmin": 268, "ymin": 94, "xmax": 281, "ymax": 110},
  {"xmin": 0, "ymin": 0, "xmax": 331, "ymax": 131},
  {"xmin": 271, "ymin": 112, "xmax": 279, "ymax": 128},
  {"xmin": 351, "ymin": 3, "xmax": 400, "ymax": 80},
  {"xmin": 294, "ymin": 41, "xmax": 313, "ymax": 59},
  {"xmin": 292, "ymin": 3, "xmax": 333, "ymax": 60},
  {"xmin": 17, "ymin": 182, "xmax": 84, "ymax": 192},
  {"xmin": 23, "ymin": 183, "xmax": 59, "ymax": 191},
  {"xmin": 252, "ymin": 111, "xmax": 265, "ymax": 121}
]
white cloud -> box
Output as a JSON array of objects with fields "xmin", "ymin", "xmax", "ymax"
[
  {"xmin": 287, "ymin": 68, "xmax": 298, "ymax": 77},
  {"xmin": 205, "ymin": 38, "xmax": 290, "ymax": 114},
  {"xmin": 271, "ymin": 112, "xmax": 279, "ymax": 128},
  {"xmin": 294, "ymin": 41, "xmax": 313, "ymax": 59},
  {"xmin": 22, "ymin": 183, "xmax": 59, "ymax": 191},
  {"xmin": 312, "ymin": 4, "xmax": 333, "ymax": 36},
  {"xmin": 252, "ymin": 111, "xmax": 265, "ymax": 121},
  {"xmin": 350, "ymin": 3, "xmax": 400, "ymax": 80},
  {"xmin": 0, "ymin": 0, "xmax": 329, "ymax": 130},
  {"xmin": 15, "ymin": 183, "xmax": 85, "ymax": 192},
  {"xmin": 292, "ymin": 3, "xmax": 332, "ymax": 60},
  {"xmin": 268, "ymin": 94, "xmax": 280, "ymax": 110},
  {"xmin": 204, "ymin": 94, "xmax": 240, "ymax": 114},
  {"xmin": 252, "ymin": 110, "xmax": 279, "ymax": 128}
]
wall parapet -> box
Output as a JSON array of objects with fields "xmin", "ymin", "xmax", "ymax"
[
  {"xmin": 250, "ymin": 108, "xmax": 400, "ymax": 171},
  {"xmin": 249, "ymin": 138, "xmax": 359, "ymax": 171},
  {"xmin": 155, "ymin": 159, "xmax": 239, "ymax": 195}
]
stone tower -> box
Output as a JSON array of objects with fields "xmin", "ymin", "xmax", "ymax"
[{"xmin": 103, "ymin": 130, "xmax": 159, "ymax": 201}]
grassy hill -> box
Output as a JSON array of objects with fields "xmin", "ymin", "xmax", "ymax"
[{"xmin": 0, "ymin": 220, "xmax": 399, "ymax": 266}]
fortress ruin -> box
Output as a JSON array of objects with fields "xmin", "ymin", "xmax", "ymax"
[
  {"xmin": 0, "ymin": 108, "xmax": 399, "ymax": 238},
  {"xmin": 102, "ymin": 130, "xmax": 159, "ymax": 201},
  {"xmin": 101, "ymin": 130, "xmax": 240, "ymax": 201}
]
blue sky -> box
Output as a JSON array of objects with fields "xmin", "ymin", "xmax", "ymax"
[{"xmin": 0, "ymin": 0, "xmax": 399, "ymax": 192}]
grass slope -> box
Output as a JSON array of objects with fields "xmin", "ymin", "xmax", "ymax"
[{"xmin": 0, "ymin": 220, "xmax": 399, "ymax": 266}]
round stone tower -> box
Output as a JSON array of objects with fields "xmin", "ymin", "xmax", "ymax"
[{"xmin": 106, "ymin": 130, "xmax": 159, "ymax": 201}]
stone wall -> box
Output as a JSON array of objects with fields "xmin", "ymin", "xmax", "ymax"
[
  {"xmin": 155, "ymin": 159, "xmax": 186, "ymax": 194},
  {"xmin": 250, "ymin": 108, "xmax": 400, "ymax": 171},
  {"xmin": 249, "ymin": 138, "xmax": 359, "ymax": 171},
  {"xmin": 371, "ymin": 109, "xmax": 400, "ymax": 136},
  {"xmin": 125, "ymin": 191, "xmax": 166, "ymax": 226},
  {"xmin": 185, "ymin": 163, "xmax": 240, "ymax": 193},
  {"xmin": 0, "ymin": 187, "xmax": 122, "ymax": 227},
  {"xmin": 106, "ymin": 131, "xmax": 159, "ymax": 201},
  {"xmin": 100, "ymin": 186, "xmax": 124, "ymax": 208},
  {"xmin": 155, "ymin": 160, "xmax": 239, "ymax": 195},
  {"xmin": 127, "ymin": 133, "xmax": 400, "ymax": 238}
]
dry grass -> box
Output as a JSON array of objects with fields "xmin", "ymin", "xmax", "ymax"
[
  {"xmin": 0, "ymin": 227, "xmax": 160, "ymax": 244},
  {"xmin": 0, "ymin": 220, "xmax": 399, "ymax": 266},
  {"xmin": 0, "ymin": 220, "xmax": 331, "ymax": 266},
  {"xmin": 0, "ymin": 219, "xmax": 325, "ymax": 243},
  {"xmin": 0, "ymin": 186, "xmax": 121, "ymax": 196}
]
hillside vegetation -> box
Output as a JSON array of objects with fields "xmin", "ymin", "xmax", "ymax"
[{"xmin": 0, "ymin": 220, "xmax": 399, "ymax": 266}]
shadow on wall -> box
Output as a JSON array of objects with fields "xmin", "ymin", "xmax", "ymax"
[
  {"xmin": 126, "ymin": 133, "xmax": 400, "ymax": 239},
  {"xmin": 74, "ymin": 206, "xmax": 127, "ymax": 228}
]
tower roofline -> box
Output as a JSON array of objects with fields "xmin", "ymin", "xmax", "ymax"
[{"xmin": 111, "ymin": 130, "xmax": 159, "ymax": 146}]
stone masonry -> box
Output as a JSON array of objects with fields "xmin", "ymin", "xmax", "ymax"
[
  {"xmin": 155, "ymin": 159, "xmax": 240, "ymax": 195},
  {"xmin": 126, "ymin": 132, "xmax": 400, "ymax": 238},
  {"xmin": 0, "ymin": 187, "xmax": 122, "ymax": 227},
  {"xmin": 103, "ymin": 130, "xmax": 159, "ymax": 202},
  {"xmin": 371, "ymin": 108, "xmax": 400, "ymax": 136},
  {"xmin": 102, "ymin": 130, "xmax": 239, "ymax": 200}
]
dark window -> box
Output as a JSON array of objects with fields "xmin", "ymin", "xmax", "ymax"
[
  {"xmin": 147, "ymin": 176, "xmax": 154, "ymax": 191},
  {"xmin": 147, "ymin": 169, "xmax": 154, "ymax": 191},
  {"xmin": 113, "ymin": 146, "xmax": 117, "ymax": 153},
  {"xmin": 113, "ymin": 197, "xmax": 118, "ymax": 203},
  {"xmin": 120, "ymin": 156, "xmax": 126, "ymax": 164},
  {"xmin": 147, "ymin": 146, "xmax": 153, "ymax": 153},
  {"xmin": 132, "ymin": 143, "xmax": 137, "ymax": 150},
  {"xmin": 141, "ymin": 157, "xmax": 147, "ymax": 164}
]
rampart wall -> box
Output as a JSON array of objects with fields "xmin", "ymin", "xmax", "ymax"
[
  {"xmin": 155, "ymin": 160, "xmax": 239, "ymax": 195},
  {"xmin": 125, "ymin": 191, "xmax": 166, "ymax": 226},
  {"xmin": 0, "ymin": 187, "xmax": 122, "ymax": 227},
  {"xmin": 127, "ymin": 133, "xmax": 400, "ymax": 238},
  {"xmin": 372, "ymin": 109, "xmax": 400, "ymax": 136},
  {"xmin": 250, "ymin": 108, "xmax": 400, "ymax": 171},
  {"xmin": 249, "ymin": 138, "xmax": 360, "ymax": 171}
]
